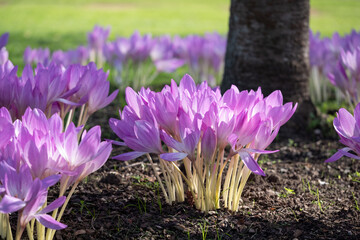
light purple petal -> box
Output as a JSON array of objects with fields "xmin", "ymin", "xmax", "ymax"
[
  {"xmin": 160, "ymin": 152, "xmax": 188, "ymax": 161},
  {"xmin": 55, "ymin": 98, "xmax": 83, "ymax": 106},
  {"xmin": 339, "ymin": 148, "xmax": 360, "ymax": 160},
  {"xmin": 0, "ymin": 33, "xmax": 9, "ymax": 49},
  {"xmin": 335, "ymin": 108, "xmax": 357, "ymax": 138},
  {"xmin": 34, "ymin": 214, "xmax": 67, "ymax": 230},
  {"xmin": 244, "ymin": 148, "xmax": 279, "ymax": 154},
  {"xmin": 0, "ymin": 195, "xmax": 26, "ymax": 213},
  {"xmin": 201, "ymin": 127, "xmax": 217, "ymax": 162},
  {"xmin": 325, "ymin": 147, "xmax": 355, "ymax": 162},
  {"xmin": 238, "ymin": 151, "xmax": 265, "ymax": 176},
  {"xmin": 38, "ymin": 196, "xmax": 65, "ymax": 214},
  {"xmin": 105, "ymin": 139, "xmax": 127, "ymax": 146},
  {"xmin": 160, "ymin": 131, "xmax": 184, "ymax": 152},
  {"xmin": 265, "ymin": 90, "xmax": 283, "ymax": 106},
  {"xmin": 41, "ymin": 174, "xmax": 61, "ymax": 189},
  {"xmin": 112, "ymin": 151, "xmax": 146, "ymax": 161},
  {"xmin": 0, "ymin": 119, "xmax": 14, "ymax": 148}
]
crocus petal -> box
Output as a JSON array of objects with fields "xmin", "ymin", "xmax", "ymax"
[
  {"xmin": 201, "ymin": 127, "xmax": 217, "ymax": 162},
  {"xmin": 38, "ymin": 196, "xmax": 66, "ymax": 214},
  {"xmin": 160, "ymin": 152, "xmax": 188, "ymax": 161},
  {"xmin": 244, "ymin": 148, "xmax": 279, "ymax": 154},
  {"xmin": 325, "ymin": 147, "xmax": 355, "ymax": 162},
  {"xmin": 55, "ymin": 98, "xmax": 83, "ymax": 106},
  {"xmin": 105, "ymin": 139, "xmax": 126, "ymax": 146},
  {"xmin": 160, "ymin": 131, "xmax": 184, "ymax": 152},
  {"xmin": 335, "ymin": 108, "xmax": 357, "ymax": 138},
  {"xmin": 0, "ymin": 120, "xmax": 14, "ymax": 148},
  {"xmin": 0, "ymin": 195, "xmax": 26, "ymax": 213},
  {"xmin": 34, "ymin": 214, "xmax": 67, "ymax": 230},
  {"xmin": 339, "ymin": 148, "xmax": 360, "ymax": 160},
  {"xmin": 41, "ymin": 174, "xmax": 61, "ymax": 189},
  {"xmin": 238, "ymin": 151, "xmax": 265, "ymax": 176},
  {"xmin": 112, "ymin": 151, "xmax": 146, "ymax": 161},
  {"xmin": 0, "ymin": 33, "xmax": 9, "ymax": 49}
]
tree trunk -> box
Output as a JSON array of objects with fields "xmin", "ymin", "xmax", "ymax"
[{"xmin": 221, "ymin": 0, "xmax": 313, "ymax": 129}]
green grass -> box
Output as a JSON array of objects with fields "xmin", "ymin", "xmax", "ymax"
[
  {"xmin": 0, "ymin": 0, "xmax": 359, "ymax": 67},
  {"xmin": 0, "ymin": 0, "xmax": 229, "ymax": 66},
  {"xmin": 310, "ymin": 0, "xmax": 360, "ymax": 37}
]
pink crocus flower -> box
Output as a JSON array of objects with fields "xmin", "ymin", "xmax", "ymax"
[
  {"xmin": 87, "ymin": 25, "xmax": 110, "ymax": 52},
  {"xmin": 326, "ymin": 103, "xmax": 360, "ymax": 162},
  {"xmin": 160, "ymin": 110, "xmax": 201, "ymax": 162},
  {"xmin": 0, "ymin": 163, "xmax": 66, "ymax": 231},
  {"xmin": 109, "ymin": 109, "xmax": 163, "ymax": 161}
]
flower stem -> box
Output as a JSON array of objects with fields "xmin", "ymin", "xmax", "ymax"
[
  {"xmin": 146, "ymin": 153, "xmax": 170, "ymax": 204},
  {"xmin": 26, "ymin": 223, "xmax": 34, "ymax": 240},
  {"xmin": 15, "ymin": 211, "xmax": 24, "ymax": 240},
  {"xmin": 48, "ymin": 181, "xmax": 79, "ymax": 240}
]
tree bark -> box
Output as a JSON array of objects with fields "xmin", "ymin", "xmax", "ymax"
[{"xmin": 221, "ymin": 0, "xmax": 313, "ymax": 129}]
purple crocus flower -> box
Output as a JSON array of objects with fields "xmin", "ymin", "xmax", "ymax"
[
  {"xmin": 327, "ymin": 48, "xmax": 360, "ymax": 105},
  {"xmin": 85, "ymin": 69, "xmax": 119, "ymax": 115},
  {"xmin": 160, "ymin": 110, "xmax": 201, "ymax": 162},
  {"xmin": 87, "ymin": 25, "xmax": 110, "ymax": 52},
  {"xmin": 23, "ymin": 47, "xmax": 50, "ymax": 66},
  {"xmin": 150, "ymin": 36, "xmax": 185, "ymax": 72},
  {"xmin": 0, "ymin": 164, "xmax": 66, "ymax": 231},
  {"xmin": 109, "ymin": 108, "xmax": 163, "ymax": 161},
  {"xmin": 326, "ymin": 103, "xmax": 360, "ymax": 162},
  {"xmin": 19, "ymin": 108, "xmax": 64, "ymax": 179},
  {"xmin": 64, "ymin": 62, "xmax": 118, "ymax": 118},
  {"xmin": 54, "ymin": 124, "xmax": 112, "ymax": 187}
]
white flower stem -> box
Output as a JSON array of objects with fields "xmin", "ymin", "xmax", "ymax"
[
  {"xmin": 26, "ymin": 223, "xmax": 34, "ymax": 240},
  {"xmin": 6, "ymin": 213, "xmax": 12, "ymax": 240},
  {"xmin": 47, "ymin": 181, "xmax": 79, "ymax": 240},
  {"xmin": 146, "ymin": 153, "xmax": 170, "ymax": 204}
]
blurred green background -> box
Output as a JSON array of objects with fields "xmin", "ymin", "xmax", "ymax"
[{"xmin": 0, "ymin": 0, "xmax": 359, "ymax": 67}]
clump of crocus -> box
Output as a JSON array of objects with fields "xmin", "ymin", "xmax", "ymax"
[
  {"xmin": 110, "ymin": 74, "xmax": 297, "ymax": 212},
  {"xmin": 0, "ymin": 58, "xmax": 118, "ymax": 127},
  {"xmin": 173, "ymin": 33, "xmax": 226, "ymax": 86},
  {"xmin": 24, "ymin": 46, "xmax": 51, "ymax": 66},
  {"xmin": 327, "ymin": 47, "xmax": 360, "ymax": 108},
  {"xmin": 309, "ymin": 30, "xmax": 360, "ymax": 104},
  {"xmin": 22, "ymin": 27, "xmax": 226, "ymax": 90},
  {"xmin": 52, "ymin": 46, "xmax": 89, "ymax": 67},
  {"xmin": 326, "ymin": 103, "xmax": 360, "ymax": 163},
  {"xmin": 104, "ymin": 31, "xmax": 185, "ymax": 91},
  {"xmin": 0, "ymin": 107, "xmax": 112, "ymax": 240}
]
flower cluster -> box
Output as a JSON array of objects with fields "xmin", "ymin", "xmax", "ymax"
[
  {"xmin": 309, "ymin": 30, "xmax": 360, "ymax": 105},
  {"xmin": 23, "ymin": 26, "xmax": 226, "ymax": 89},
  {"xmin": 0, "ymin": 107, "xmax": 112, "ymax": 239},
  {"xmin": 328, "ymin": 47, "xmax": 360, "ymax": 107},
  {"xmin": 1, "ymin": 49, "xmax": 118, "ymax": 124},
  {"xmin": 24, "ymin": 47, "xmax": 50, "ymax": 66},
  {"xmin": 110, "ymin": 74, "xmax": 297, "ymax": 212},
  {"xmin": 0, "ymin": 33, "xmax": 116, "ymax": 239}
]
